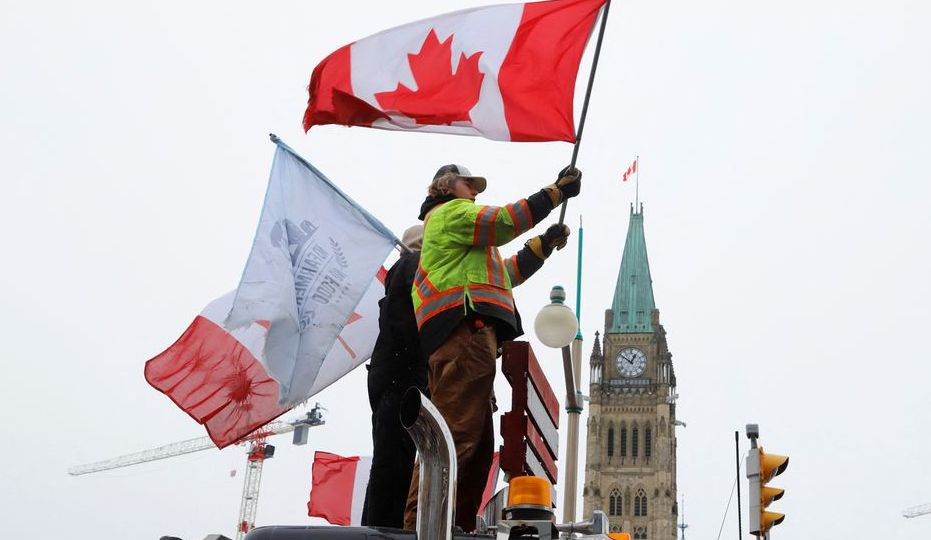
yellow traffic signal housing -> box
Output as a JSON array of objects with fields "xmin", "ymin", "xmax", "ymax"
[
  {"xmin": 761, "ymin": 486, "xmax": 784, "ymax": 506},
  {"xmin": 760, "ymin": 509, "xmax": 785, "ymax": 532},
  {"xmin": 747, "ymin": 446, "xmax": 789, "ymax": 536},
  {"xmin": 760, "ymin": 450, "xmax": 789, "ymax": 482}
]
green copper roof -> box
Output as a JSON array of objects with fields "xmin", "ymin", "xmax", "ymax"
[{"xmin": 611, "ymin": 205, "xmax": 655, "ymax": 333}]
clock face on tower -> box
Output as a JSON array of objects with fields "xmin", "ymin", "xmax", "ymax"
[{"xmin": 616, "ymin": 347, "xmax": 647, "ymax": 378}]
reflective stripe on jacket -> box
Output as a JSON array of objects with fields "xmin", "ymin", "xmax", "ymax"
[{"xmin": 413, "ymin": 195, "xmax": 551, "ymax": 354}]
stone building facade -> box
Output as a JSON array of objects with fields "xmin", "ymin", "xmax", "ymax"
[{"xmin": 582, "ymin": 206, "xmax": 679, "ymax": 540}]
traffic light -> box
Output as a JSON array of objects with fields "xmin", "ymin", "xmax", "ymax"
[{"xmin": 746, "ymin": 424, "xmax": 788, "ymax": 537}]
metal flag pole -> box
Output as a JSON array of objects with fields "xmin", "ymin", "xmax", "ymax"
[
  {"xmin": 635, "ymin": 154, "xmax": 640, "ymax": 209},
  {"xmin": 268, "ymin": 133, "xmax": 412, "ymax": 254},
  {"xmin": 558, "ymin": 0, "xmax": 613, "ymax": 226}
]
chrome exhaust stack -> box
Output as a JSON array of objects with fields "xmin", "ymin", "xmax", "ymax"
[{"xmin": 401, "ymin": 388, "xmax": 457, "ymax": 540}]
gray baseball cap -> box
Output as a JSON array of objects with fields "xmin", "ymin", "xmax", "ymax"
[{"xmin": 433, "ymin": 164, "xmax": 487, "ymax": 193}]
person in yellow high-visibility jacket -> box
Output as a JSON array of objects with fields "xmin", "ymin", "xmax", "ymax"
[{"xmin": 404, "ymin": 163, "xmax": 581, "ymax": 532}]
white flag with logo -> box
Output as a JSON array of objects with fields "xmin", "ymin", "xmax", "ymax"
[{"xmin": 225, "ymin": 139, "xmax": 397, "ymax": 406}]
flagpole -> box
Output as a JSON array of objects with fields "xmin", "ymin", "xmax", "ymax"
[
  {"xmin": 635, "ymin": 154, "xmax": 640, "ymax": 209},
  {"xmin": 268, "ymin": 133, "xmax": 411, "ymax": 254},
  {"xmin": 558, "ymin": 0, "xmax": 612, "ymax": 226}
]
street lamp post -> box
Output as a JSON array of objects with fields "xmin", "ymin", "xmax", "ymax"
[
  {"xmin": 534, "ymin": 286, "xmax": 582, "ymax": 524},
  {"xmin": 564, "ymin": 329, "xmax": 583, "ymax": 524}
]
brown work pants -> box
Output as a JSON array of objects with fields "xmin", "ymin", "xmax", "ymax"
[{"xmin": 403, "ymin": 319, "xmax": 497, "ymax": 532}]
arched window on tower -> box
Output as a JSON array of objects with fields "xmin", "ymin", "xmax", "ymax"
[
  {"xmin": 645, "ymin": 427, "xmax": 652, "ymax": 459},
  {"xmin": 634, "ymin": 488, "xmax": 648, "ymax": 516},
  {"xmin": 620, "ymin": 426, "xmax": 627, "ymax": 457},
  {"xmin": 632, "ymin": 426, "xmax": 639, "ymax": 458},
  {"xmin": 592, "ymin": 364, "xmax": 602, "ymax": 384},
  {"xmin": 607, "ymin": 427, "xmax": 615, "ymax": 457},
  {"xmin": 609, "ymin": 489, "xmax": 622, "ymax": 516}
]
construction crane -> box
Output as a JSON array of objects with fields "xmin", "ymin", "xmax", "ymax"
[
  {"xmin": 903, "ymin": 502, "xmax": 931, "ymax": 519},
  {"xmin": 69, "ymin": 404, "xmax": 326, "ymax": 540}
]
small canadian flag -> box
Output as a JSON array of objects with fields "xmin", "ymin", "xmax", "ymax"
[
  {"xmin": 308, "ymin": 451, "xmax": 502, "ymax": 526},
  {"xmin": 308, "ymin": 452, "xmax": 373, "ymax": 526},
  {"xmin": 622, "ymin": 157, "xmax": 638, "ymax": 182}
]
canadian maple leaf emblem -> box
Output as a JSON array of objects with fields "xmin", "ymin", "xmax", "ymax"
[{"xmin": 375, "ymin": 30, "xmax": 485, "ymax": 126}]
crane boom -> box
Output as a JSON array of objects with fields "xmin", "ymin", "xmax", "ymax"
[
  {"xmin": 68, "ymin": 435, "xmax": 217, "ymax": 475},
  {"xmin": 68, "ymin": 407, "xmax": 324, "ymax": 476},
  {"xmin": 903, "ymin": 502, "xmax": 931, "ymax": 518},
  {"xmin": 68, "ymin": 405, "xmax": 325, "ymax": 539}
]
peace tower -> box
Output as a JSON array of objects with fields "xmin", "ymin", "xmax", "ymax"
[{"xmin": 582, "ymin": 205, "xmax": 678, "ymax": 539}]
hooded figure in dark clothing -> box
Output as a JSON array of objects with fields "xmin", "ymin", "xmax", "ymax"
[{"xmin": 360, "ymin": 224, "xmax": 427, "ymax": 529}]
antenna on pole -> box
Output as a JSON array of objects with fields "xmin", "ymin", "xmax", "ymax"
[
  {"xmin": 575, "ymin": 214, "xmax": 583, "ymax": 328},
  {"xmin": 678, "ymin": 494, "xmax": 689, "ymax": 540}
]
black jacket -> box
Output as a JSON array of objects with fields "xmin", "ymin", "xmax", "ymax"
[{"xmin": 367, "ymin": 251, "xmax": 427, "ymax": 405}]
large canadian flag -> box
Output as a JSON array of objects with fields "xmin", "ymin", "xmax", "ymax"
[
  {"xmin": 145, "ymin": 138, "xmax": 397, "ymax": 448},
  {"xmin": 304, "ymin": 0, "xmax": 607, "ymax": 142}
]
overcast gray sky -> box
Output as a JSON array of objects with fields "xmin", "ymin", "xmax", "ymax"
[{"xmin": 2, "ymin": 1, "xmax": 930, "ymax": 539}]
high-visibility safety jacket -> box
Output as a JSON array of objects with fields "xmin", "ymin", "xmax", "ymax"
[{"xmin": 413, "ymin": 191, "xmax": 554, "ymax": 355}]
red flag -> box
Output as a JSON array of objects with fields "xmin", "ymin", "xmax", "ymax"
[
  {"xmin": 622, "ymin": 157, "xmax": 638, "ymax": 182},
  {"xmin": 144, "ymin": 293, "xmax": 289, "ymax": 448},
  {"xmin": 145, "ymin": 268, "xmax": 387, "ymax": 448},
  {"xmin": 304, "ymin": 0, "xmax": 607, "ymax": 143},
  {"xmin": 307, "ymin": 452, "xmax": 372, "ymax": 526},
  {"xmin": 307, "ymin": 450, "xmax": 502, "ymax": 526}
]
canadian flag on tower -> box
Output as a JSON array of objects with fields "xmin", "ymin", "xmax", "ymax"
[
  {"xmin": 303, "ymin": 0, "xmax": 608, "ymax": 142},
  {"xmin": 622, "ymin": 157, "xmax": 637, "ymax": 182}
]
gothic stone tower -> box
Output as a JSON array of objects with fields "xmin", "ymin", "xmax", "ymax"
[{"xmin": 582, "ymin": 206, "xmax": 678, "ymax": 540}]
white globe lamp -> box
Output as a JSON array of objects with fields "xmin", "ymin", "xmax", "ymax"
[{"xmin": 534, "ymin": 286, "xmax": 579, "ymax": 348}]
